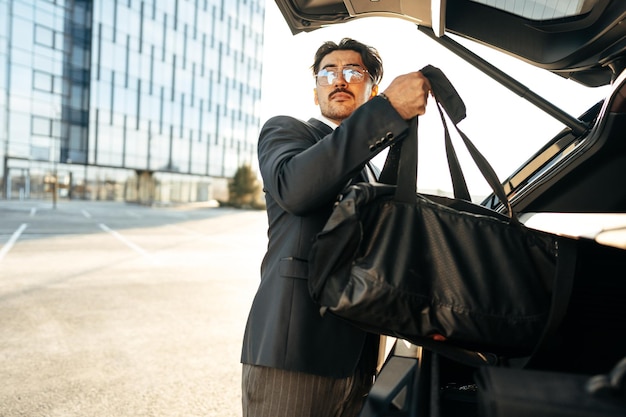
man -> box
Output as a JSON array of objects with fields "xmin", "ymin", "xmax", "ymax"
[{"xmin": 241, "ymin": 38, "xmax": 431, "ymax": 417}]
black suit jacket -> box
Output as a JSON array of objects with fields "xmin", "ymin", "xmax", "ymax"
[{"xmin": 241, "ymin": 96, "xmax": 410, "ymax": 378}]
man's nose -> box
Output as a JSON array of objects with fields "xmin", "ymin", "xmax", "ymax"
[{"xmin": 333, "ymin": 71, "xmax": 348, "ymax": 86}]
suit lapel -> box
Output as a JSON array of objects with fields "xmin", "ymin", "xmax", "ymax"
[
  {"xmin": 307, "ymin": 118, "xmax": 379, "ymax": 183},
  {"xmin": 307, "ymin": 118, "xmax": 334, "ymax": 137}
]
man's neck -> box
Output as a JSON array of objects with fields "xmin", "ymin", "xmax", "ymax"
[{"xmin": 318, "ymin": 114, "xmax": 339, "ymax": 130}]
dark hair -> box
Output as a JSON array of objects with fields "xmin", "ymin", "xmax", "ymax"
[{"xmin": 311, "ymin": 38, "xmax": 383, "ymax": 85}]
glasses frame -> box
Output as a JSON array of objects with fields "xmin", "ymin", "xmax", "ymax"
[{"xmin": 315, "ymin": 66, "xmax": 373, "ymax": 86}]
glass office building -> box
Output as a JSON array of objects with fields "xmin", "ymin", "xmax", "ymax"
[{"xmin": 0, "ymin": 0, "xmax": 264, "ymax": 204}]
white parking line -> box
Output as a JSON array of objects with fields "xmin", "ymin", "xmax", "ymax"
[
  {"xmin": 0, "ymin": 223, "xmax": 28, "ymax": 262},
  {"xmin": 30, "ymin": 208, "xmax": 37, "ymax": 217},
  {"xmin": 82, "ymin": 210, "xmax": 91, "ymax": 218},
  {"xmin": 98, "ymin": 223, "xmax": 157, "ymax": 263}
]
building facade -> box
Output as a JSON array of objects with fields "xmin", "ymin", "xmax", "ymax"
[{"xmin": 0, "ymin": 0, "xmax": 265, "ymax": 204}]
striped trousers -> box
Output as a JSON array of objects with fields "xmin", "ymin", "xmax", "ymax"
[{"xmin": 242, "ymin": 364, "xmax": 374, "ymax": 417}]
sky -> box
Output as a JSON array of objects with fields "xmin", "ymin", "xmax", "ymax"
[{"xmin": 260, "ymin": 2, "xmax": 611, "ymax": 197}]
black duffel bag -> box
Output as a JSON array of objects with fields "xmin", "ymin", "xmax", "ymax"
[{"xmin": 308, "ymin": 66, "xmax": 577, "ymax": 361}]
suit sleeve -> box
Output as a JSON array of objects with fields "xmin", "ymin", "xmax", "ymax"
[{"xmin": 258, "ymin": 96, "xmax": 410, "ymax": 215}]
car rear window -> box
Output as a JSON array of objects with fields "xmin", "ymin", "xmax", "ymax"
[{"xmin": 471, "ymin": 0, "xmax": 597, "ymax": 21}]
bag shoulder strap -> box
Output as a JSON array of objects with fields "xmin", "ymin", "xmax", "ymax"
[{"xmin": 508, "ymin": 237, "xmax": 578, "ymax": 368}]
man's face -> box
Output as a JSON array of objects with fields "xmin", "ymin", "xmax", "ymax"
[{"xmin": 314, "ymin": 50, "xmax": 378, "ymax": 125}]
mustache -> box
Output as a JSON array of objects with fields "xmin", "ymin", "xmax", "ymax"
[{"xmin": 329, "ymin": 88, "xmax": 354, "ymax": 99}]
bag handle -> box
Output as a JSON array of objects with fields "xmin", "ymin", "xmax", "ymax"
[
  {"xmin": 437, "ymin": 102, "xmax": 517, "ymax": 222},
  {"xmin": 380, "ymin": 65, "xmax": 518, "ymax": 222},
  {"xmin": 439, "ymin": 105, "xmax": 471, "ymax": 201},
  {"xmin": 378, "ymin": 117, "xmax": 422, "ymax": 206},
  {"xmin": 378, "ymin": 119, "xmax": 417, "ymax": 204}
]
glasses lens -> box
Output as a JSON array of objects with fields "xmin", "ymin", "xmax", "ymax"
[
  {"xmin": 343, "ymin": 68, "xmax": 365, "ymax": 83},
  {"xmin": 316, "ymin": 67, "xmax": 367, "ymax": 86},
  {"xmin": 316, "ymin": 68, "xmax": 337, "ymax": 86}
]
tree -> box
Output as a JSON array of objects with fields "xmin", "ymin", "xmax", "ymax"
[{"xmin": 227, "ymin": 164, "xmax": 264, "ymax": 209}]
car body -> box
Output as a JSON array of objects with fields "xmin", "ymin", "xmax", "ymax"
[{"xmin": 274, "ymin": 1, "xmax": 626, "ymax": 415}]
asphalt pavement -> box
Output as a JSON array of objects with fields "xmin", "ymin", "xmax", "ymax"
[{"xmin": 0, "ymin": 199, "xmax": 268, "ymax": 417}]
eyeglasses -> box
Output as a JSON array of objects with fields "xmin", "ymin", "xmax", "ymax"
[{"xmin": 315, "ymin": 66, "xmax": 372, "ymax": 86}]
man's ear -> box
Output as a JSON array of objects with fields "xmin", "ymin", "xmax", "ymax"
[
  {"xmin": 314, "ymin": 88, "xmax": 319, "ymax": 105},
  {"xmin": 370, "ymin": 84, "xmax": 379, "ymax": 99}
]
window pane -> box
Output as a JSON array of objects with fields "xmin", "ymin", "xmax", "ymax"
[
  {"xmin": 32, "ymin": 116, "xmax": 52, "ymax": 136},
  {"xmin": 33, "ymin": 71, "xmax": 54, "ymax": 92},
  {"xmin": 34, "ymin": 24, "xmax": 54, "ymax": 48}
]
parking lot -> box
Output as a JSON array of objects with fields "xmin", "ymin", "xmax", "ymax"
[{"xmin": 0, "ymin": 199, "xmax": 267, "ymax": 417}]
